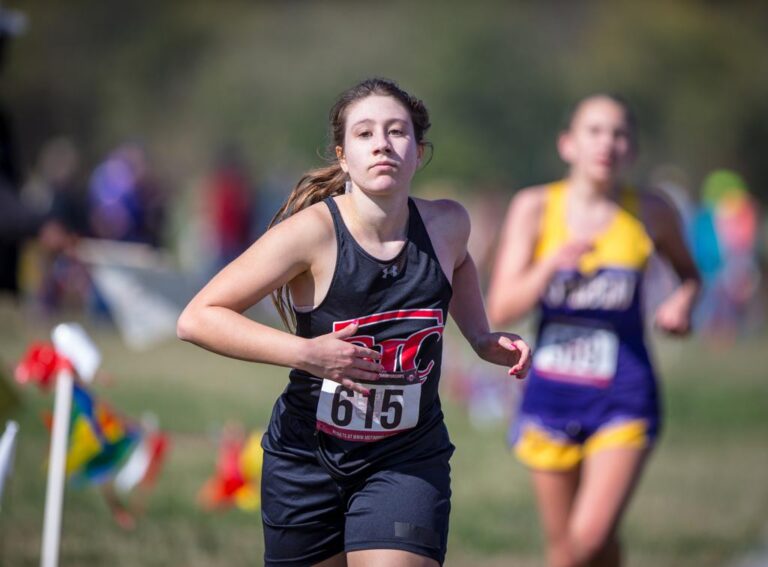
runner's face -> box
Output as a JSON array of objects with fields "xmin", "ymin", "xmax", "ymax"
[
  {"xmin": 559, "ymin": 98, "xmax": 635, "ymax": 184},
  {"xmin": 337, "ymin": 95, "xmax": 422, "ymax": 195}
]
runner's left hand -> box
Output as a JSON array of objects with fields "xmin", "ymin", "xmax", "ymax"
[
  {"xmin": 654, "ymin": 294, "xmax": 692, "ymax": 336},
  {"xmin": 473, "ymin": 332, "xmax": 532, "ymax": 379}
]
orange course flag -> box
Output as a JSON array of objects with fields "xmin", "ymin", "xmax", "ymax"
[{"xmin": 198, "ymin": 429, "xmax": 263, "ymax": 512}]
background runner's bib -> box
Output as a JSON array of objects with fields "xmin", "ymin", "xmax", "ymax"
[
  {"xmin": 316, "ymin": 374, "xmax": 421, "ymax": 442},
  {"xmin": 533, "ymin": 322, "xmax": 618, "ymax": 387}
]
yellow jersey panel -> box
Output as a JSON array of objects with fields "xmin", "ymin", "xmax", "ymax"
[{"xmin": 533, "ymin": 181, "xmax": 654, "ymax": 274}]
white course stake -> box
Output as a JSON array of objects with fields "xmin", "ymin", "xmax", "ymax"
[
  {"xmin": 40, "ymin": 366, "xmax": 73, "ymax": 567},
  {"xmin": 40, "ymin": 323, "xmax": 100, "ymax": 567}
]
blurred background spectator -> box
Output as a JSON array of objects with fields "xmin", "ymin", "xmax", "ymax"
[
  {"xmin": 201, "ymin": 144, "xmax": 258, "ymax": 276},
  {"xmin": 20, "ymin": 136, "xmax": 90, "ymax": 313},
  {"xmin": 693, "ymin": 169, "xmax": 763, "ymax": 342},
  {"xmin": 0, "ymin": 4, "xmax": 27, "ymax": 297},
  {"xmin": 88, "ymin": 142, "xmax": 166, "ymax": 247},
  {"xmin": 0, "ymin": 6, "xmax": 76, "ymax": 301}
]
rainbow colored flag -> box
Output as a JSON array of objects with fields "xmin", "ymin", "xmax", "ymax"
[{"xmin": 66, "ymin": 383, "xmax": 140, "ymax": 486}]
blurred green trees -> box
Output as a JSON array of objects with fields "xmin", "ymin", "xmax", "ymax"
[{"xmin": 4, "ymin": 0, "xmax": 768, "ymax": 199}]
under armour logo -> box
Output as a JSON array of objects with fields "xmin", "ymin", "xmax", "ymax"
[{"xmin": 381, "ymin": 265, "xmax": 399, "ymax": 279}]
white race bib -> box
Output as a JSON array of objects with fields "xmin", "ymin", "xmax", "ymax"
[
  {"xmin": 533, "ymin": 323, "xmax": 618, "ymax": 387},
  {"xmin": 316, "ymin": 372, "xmax": 422, "ymax": 442}
]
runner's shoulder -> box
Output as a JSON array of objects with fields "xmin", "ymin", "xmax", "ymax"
[
  {"xmin": 637, "ymin": 187, "xmax": 683, "ymax": 237},
  {"xmin": 413, "ymin": 197, "xmax": 470, "ymax": 238},
  {"xmin": 638, "ymin": 187, "xmax": 678, "ymax": 217},
  {"xmin": 511, "ymin": 184, "xmax": 549, "ymax": 214},
  {"xmin": 503, "ymin": 184, "xmax": 550, "ymax": 236},
  {"xmin": 271, "ymin": 200, "xmax": 336, "ymax": 244}
]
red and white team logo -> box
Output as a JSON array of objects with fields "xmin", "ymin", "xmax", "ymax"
[
  {"xmin": 317, "ymin": 308, "xmax": 444, "ymax": 442},
  {"xmin": 333, "ymin": 308, "xmax": 444, "ymax": 382}
]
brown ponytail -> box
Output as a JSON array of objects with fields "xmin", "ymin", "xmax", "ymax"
[
  {"xmin": 269, "ymin": 77, "xmax": 432, "ymax": 331},
  {"xmin": 268, "ymin": 164, "xmax": 347, "ymax": 330}
]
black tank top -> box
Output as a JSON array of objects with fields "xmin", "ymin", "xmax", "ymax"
[{"xmin": 263, "ymin": 196, "xmax": 454, "ymax": 480}]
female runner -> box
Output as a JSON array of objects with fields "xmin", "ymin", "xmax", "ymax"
[
  {"xmin": 487, "ymin": 94, "xmax": 700, "ymax": 567},
  {"xmin": 178, "ymin": 78, "xmax": 532, "ymax": 567}
]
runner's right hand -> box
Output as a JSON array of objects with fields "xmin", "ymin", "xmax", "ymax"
[
  {"xmin": 550, "ymin": 239, "xmax": 594, "ymax": 270},
  {"xmin": 302, "ymin": 322, "xmax": 384, "ymax": 395}
]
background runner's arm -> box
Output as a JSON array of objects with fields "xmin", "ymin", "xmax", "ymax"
[
  {"xmin": 445, "ymin": 204, "xmax": 532, "ymax": 377},
  {"xmin": 647, "ymin": 194, "xmax": 701, "ymax": 335},
  {"xmin": 486, "ymin": 188, "xmax": 557, "ymax": 327}
]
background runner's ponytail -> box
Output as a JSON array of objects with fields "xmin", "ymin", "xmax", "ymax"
[{"xmin": 269, "ymin": 77, "xmax": 432, "ymax": 331}]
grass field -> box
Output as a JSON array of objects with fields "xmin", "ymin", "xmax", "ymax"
[{"xmin": 0, "ymin": 299, "xmax": 766, "ymax": 566}]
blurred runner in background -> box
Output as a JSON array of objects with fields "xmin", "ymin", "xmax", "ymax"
[{"xmin": 487, "ymin": 94, "xmax": 700, "ymax": 567}]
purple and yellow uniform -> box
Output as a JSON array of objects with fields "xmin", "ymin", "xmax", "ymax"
[{"xmin": 511, "ymin": 181, "xmax": 659, "ymax": 471}]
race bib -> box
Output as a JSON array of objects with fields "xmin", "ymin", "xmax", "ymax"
[
  {"xmin": 316, "ymin": 371, "xmax": 422, "ymax": 442},
  {"xmin": 533, "ymin": 323, "xmax": 618, "ymax": 387}
]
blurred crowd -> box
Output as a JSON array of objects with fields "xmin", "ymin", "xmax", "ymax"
[
  {"xmin": 0, "ymin": 1, "xmax": 265, "ymax": 319},
  {"xmin": 651, "ymin": 167, "xmax": 764, "ymax": 344},
  {"xmin": 1, "ymin": 132, "xmax": 265, "ymax": 319}
]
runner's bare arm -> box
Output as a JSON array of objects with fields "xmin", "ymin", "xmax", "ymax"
[
  {"xmin": 486, "ymin": 187, "xmax": 557, "ymax": 326},
  {"xmin": 442, "ymin": 200, "xmax": 487, "ymax": 343},
  {"xmin": 645, "ymin": 193, "xmax": 701, "ymax": 335},
  {"xmin": 177, "ymin": 204, "xmax": 382, "ymax": 388}
]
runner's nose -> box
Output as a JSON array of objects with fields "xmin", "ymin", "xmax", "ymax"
[{"xmin": 373, "ymin": 132, "xmax": 392, "ymax": 155}]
